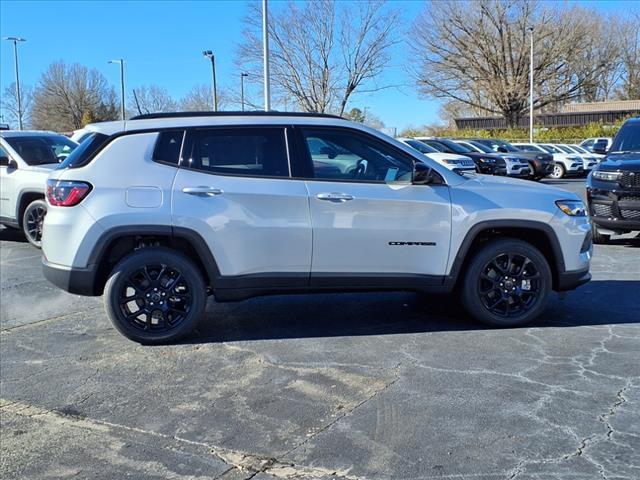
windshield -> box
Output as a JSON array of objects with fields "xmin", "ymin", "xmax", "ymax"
[
  {"xmin": 571, "ymin": 145, "xmax": 589, "ymax": 154},
  {"xmin": 435, "ymin": 138, "xmax": 472, "ymax": 154},
  {"xmin": 480, "ymin": 139, "xmax": 519, "ymax": 153},
  {"xmin": 609, "ymin": 123, "xmax": 640, "ymax": 153},
  {"xmin": 4, "ymin": 134, "xmax": 77, "ymax": 166},
  {"xmin": 467, "ymin": 140, "xmax": 493, "ymax": 153},
  {"xmin": 540, "ymin": 144, "xmax": 561, "ymax": 154},
  {"xmin": 555, "ymin": 145, "xmax": 574, "ymax": 154},
  {"xmin": 57, "ymin": 132, "xmax": 109, "ymax": 169},
  {"xmin": 405, "ymin": 139, "xmax": 438, "ymax": 153}
]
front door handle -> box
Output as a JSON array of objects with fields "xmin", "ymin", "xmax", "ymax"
[
  {"xmin": 182, "ymin": 186, "xmax": 223, "ymax": 197},
  {"xmin": 316, "ymin": 192, "xmax": 354, "ymax": 202}
]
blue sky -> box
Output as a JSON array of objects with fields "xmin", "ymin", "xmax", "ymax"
[{"xmin": 0, "ymin": 0, "xmax": 634, "ymax": 131}]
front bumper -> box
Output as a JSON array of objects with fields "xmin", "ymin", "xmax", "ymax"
[
  {"xmin": 43, "ymin": 258, "xmax": 100, "ymax": 296},
  {"xmin": 557, "ymin": 268, "xmax": 592, "ymax": 291},
  {"xmin": 587, "ymin": 187, "xmax": 640, "ymax": 232}
]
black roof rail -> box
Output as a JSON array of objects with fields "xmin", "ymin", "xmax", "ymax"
[{"xmin": 129, "ymin": 111, "xmax": 345, "ymax": 121}]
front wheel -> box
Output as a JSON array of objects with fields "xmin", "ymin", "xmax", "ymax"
[
  {"xmin": 22, "ymin": 199, "xmax": 47, "ymax": 248},
  {"xmin": 460, "ymin": 239, "xmax": 552, "ymax": 327},
  {"xmin": 103, "ymin": 247, "xmax": 207, "ymax": 344},
  {"xmin": 591, "ymin": 222, "xmax": 610, "ymax": 244},
  {"xmin": 548, "ymin": 163, "xmax": 566, "ymax": 179}
]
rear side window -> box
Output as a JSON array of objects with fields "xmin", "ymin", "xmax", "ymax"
[
  {"xmin": 153, "ymin": 130, "xmax": 184, "ymax": 165},
  {"xmin": 57, "ymin": 132, "xmax": 109, "ymax": 169},
  {"xmin": 188, "ymin": 127, "xmax": 289, "ymax": 177}
]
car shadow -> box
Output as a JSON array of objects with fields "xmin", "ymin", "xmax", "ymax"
[
  {"xmin": 0, "ymin": 227, "xmax": 28, "ymax": 243},
  {"xmin": 183, "ymin": 280, "xmax": 639, "ymax": 344}
]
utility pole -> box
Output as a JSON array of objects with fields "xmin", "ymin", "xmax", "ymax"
[
  {"xmin": 203, "ymin": 50, "xmax": 218, "ymax": 111},
  {"xmin": 529, "ymin": 26, "xmax": 534, "ymax": 143},
  {"xmin": 4, "ymin": 37, "xmax": 26, "ymax": 130},
  {"xmin": 262, "ymin": 0, "xmax": 271, "ymax": 111},
  {"xmin": 240, "ymin": 73, "xmax": 249, "ymax": 111},
  {"xmin": 108, "ymin": 59, "xmax": 125, "ymax": 120}
]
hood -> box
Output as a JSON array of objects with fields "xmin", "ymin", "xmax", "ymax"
[
  {"xmin": 512, "ymin": 151, "xmax": 553, "ymax": 162},
  {"xmin": 427, "ymin": 152, "xmax": 473, "ymax": 162},
  {"xmin": 460, "ymin": 172, "xmax": 580, "ymax": 198},
  {"xmin": 599, "ymin": 152, "xmax": 640, "ymax": 171}
]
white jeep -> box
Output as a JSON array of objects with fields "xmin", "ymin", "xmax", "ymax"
[
  {"xmin": 0, "ymin": 131, "xmax": 78, "ymax": 247},
  {"xmin": 42, "ymin": 113, "xmax": 592, "ymax": 343}
]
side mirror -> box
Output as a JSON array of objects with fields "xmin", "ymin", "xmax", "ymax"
[
  {"xmin": 497, "ymin": 145, "xmax": 508, "ymax": 153},
  {"xmin": 413, "ymin": 161, "xmax": 443, "ymax": 185},
  {"xmin": 8, "ymin": 159, "xmax": 18, "ymax": 170},
  {"xmin": 592, "ymin": 140, "xmax": 608, "ymax": 155}
]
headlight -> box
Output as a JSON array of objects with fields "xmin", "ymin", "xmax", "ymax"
[
  {"xmin": 479, "ymin": 157, "xmax": 495, "ymax": 163},
  {"xmin": 443, "ymin": 159, "xmax": 461, "ymax": 164},
  {"xmin": 555, "ymin": 200, "xmax": 587, "ymax": 217},
  {"xmin": 592, "ymin": 171, "xmax": 621, "ymax": 182}
]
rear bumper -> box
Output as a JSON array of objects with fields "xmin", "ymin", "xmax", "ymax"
[
  {"xmin": 556, "ymin": 268, "xmax": 591, "ymax": 291},
  {"xmin": 42, "ymin": 258, "xmax": 99, "ymax": 296}
]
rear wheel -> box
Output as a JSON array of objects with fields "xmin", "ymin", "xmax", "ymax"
[
  {"xmin": 548, "ymin": 163, "xmax": 565, "ymax": 179},
  {"xmin": 460, "ymin": 239, "xmax": 552, "ymax": 327},
  {"xmin": 103, "ymin": 247, "xmax": 207, "ymax": 344},
  {"xmin": 22, "ymin": 199, "xmax": 47, "ymax": 248}
]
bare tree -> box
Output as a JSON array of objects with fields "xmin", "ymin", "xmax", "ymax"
[
  {"xmin": 179, "ymin": 84, "xmax": 229, "ymax": 111},
  {"xmin": 128, "ymin": 85, "xmax": 178, "ymax": 116},
  {"xmin": 410, "ymin": 1, "xmax": 610, "ymax": 127},
  {"xmin": 31, "ymin": 61, "xmax": 118, "ymax": 131},
  {"xmin": 1, "ymin": 83, "xmax": 33, "ymax": 128},
  {"xmin": 617, "ymin": 13, "xmax": 640, "ymax": 100},
  {"xmin": 237, "ymin": 0, "xmax": 399, "ymax": 115}
]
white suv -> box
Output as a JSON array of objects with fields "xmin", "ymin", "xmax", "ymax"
[
  {"xmin": 513, "ymin": 143, "xmax": 583, "ymax": 179},
  {"xmin": 1, "ymin": 131, "xmax": 78, "ymax": 246},
  {"xmin": 42, "ymin": 113, "xmax": 592, "ymax": 344},
  {"xmin": 396, "ymin": 137, "xmax": 476, "ymax": 173}
]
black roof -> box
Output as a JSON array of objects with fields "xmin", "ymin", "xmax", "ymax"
[{"xmin": 129, "ymin": 111, "xmax": 344, "ymax": 121}]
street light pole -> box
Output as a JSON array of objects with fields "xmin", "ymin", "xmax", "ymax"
[
  {"xmin": 240, "ymin": 73, "xmax": 249, "ymax": 111},
  {"xmin": 529, "ymin": 27, "xmax": 534, "ymax": 144},
  {"xmin": 4, "ymin": 37, "xmax": 26, "ymax": 130},
  {"xmin": 202, "ymin": 51, "xmax": 218, "ymax": 111},
  {"xmin": 108, "ymin": 59, "xmax": 125, "ymax": 120},
  {"xmin": 262, "ymin": 0, "xmax": 271, "ymax": 111}
]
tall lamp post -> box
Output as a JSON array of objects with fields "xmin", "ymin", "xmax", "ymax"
[
  {"xmin": 240, "ymin": 73, "xmax": 249, "ymax": 111},
  {"xmin": 262, "ymin": 0, "xmax": 271, "ymax": 111},
  {"xmin": 529, "ymin": 26, "xmax": 534, "ymax": 143},
  {"xmin": 4, "ymin": 37, "xmax": 26, "ymax": 130},
  {"xmin": 203, "ymin": 50, "xmax": 218, "ymax": 111},
  {"xmin": 108, "ymin": 59, "xmax": 125, "ymax": 120}
]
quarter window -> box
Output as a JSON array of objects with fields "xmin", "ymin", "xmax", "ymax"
[
  {"xmin": 302, "ymin": 128, "xmax": 413, "ymax": 183},
  {"xmin": 189, "ymin": 128, "xmax": 289, "ymax": 177},
  {"xmin": 153, "ymin": 130, "xmax": 184, "ymax": 165}
]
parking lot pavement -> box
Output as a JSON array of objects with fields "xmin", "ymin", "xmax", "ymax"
[{"xmin": 1, "ymin": 178, "xmax": 639, "ymax": 480}]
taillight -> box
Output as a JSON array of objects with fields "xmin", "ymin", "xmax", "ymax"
[{"xmin": 46, "ymin": 180, "xmax": 92, "ymax": 206}]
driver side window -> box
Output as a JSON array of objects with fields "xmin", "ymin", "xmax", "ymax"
[{"xmin": 302, "ymin": 128, "xmax": 413, "ymax": 183}]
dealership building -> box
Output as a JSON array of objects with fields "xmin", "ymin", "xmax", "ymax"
[{"xmin": 454, "ymin": 99, "xmax": 640, "ymax": 130}]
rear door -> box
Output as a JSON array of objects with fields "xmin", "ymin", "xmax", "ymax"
[
  {"xmin": 296, "ymin": 127, "xmax": 452, "ymax": 285},
  {"xmin": 172, "ymin": 126, "xmax": 311, "ymax": 283}
]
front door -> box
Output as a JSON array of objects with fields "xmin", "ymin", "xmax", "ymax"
[{"xmin": 297, "ymin": 127, "xmax": 452, "ymax": 284}]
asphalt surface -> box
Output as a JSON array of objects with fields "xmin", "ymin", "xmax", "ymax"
[{"xmin": 1, "ymin": 178, "xmax": 639, "ymax": 480}]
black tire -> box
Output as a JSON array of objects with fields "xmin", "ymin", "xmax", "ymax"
[
  {"xmin": 103, "ymin": 247, "xmax": 207, "ymax": 344},
  {"xmin": 22, "ymin": 199, "xmax": 47, "ymax": 248},
  {"xmin": 548, "ymin": 163, "xmax": 565, "ymax": 179},
  {"xmin": 460, "ymin": 239, "xmax": 552, "ymax": 327},
  {"xmin": 591, "ymin": 222, "xmax": 610, "ymax": 245}
]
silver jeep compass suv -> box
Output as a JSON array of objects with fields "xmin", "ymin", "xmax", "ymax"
[{"xmin": 42, "ymin": 112, "xmax": 592, "ymax": 343}]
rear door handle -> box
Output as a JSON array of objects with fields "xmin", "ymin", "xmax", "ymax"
[
  {"xmin": 316, "ymin": 192, "xmax": 354, "ymax": 202},
  {"xmin": 182, "ymin": 186, "xmax": 223, "ymax": 197}
]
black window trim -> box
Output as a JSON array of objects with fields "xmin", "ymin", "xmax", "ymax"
[
  {"xmin": 180, "ymin": 125, "xmax": 293, "ymax": 180},
  {"xmin": 292, "ymin": 125, "xmax": 443, "ymax": 186}
]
